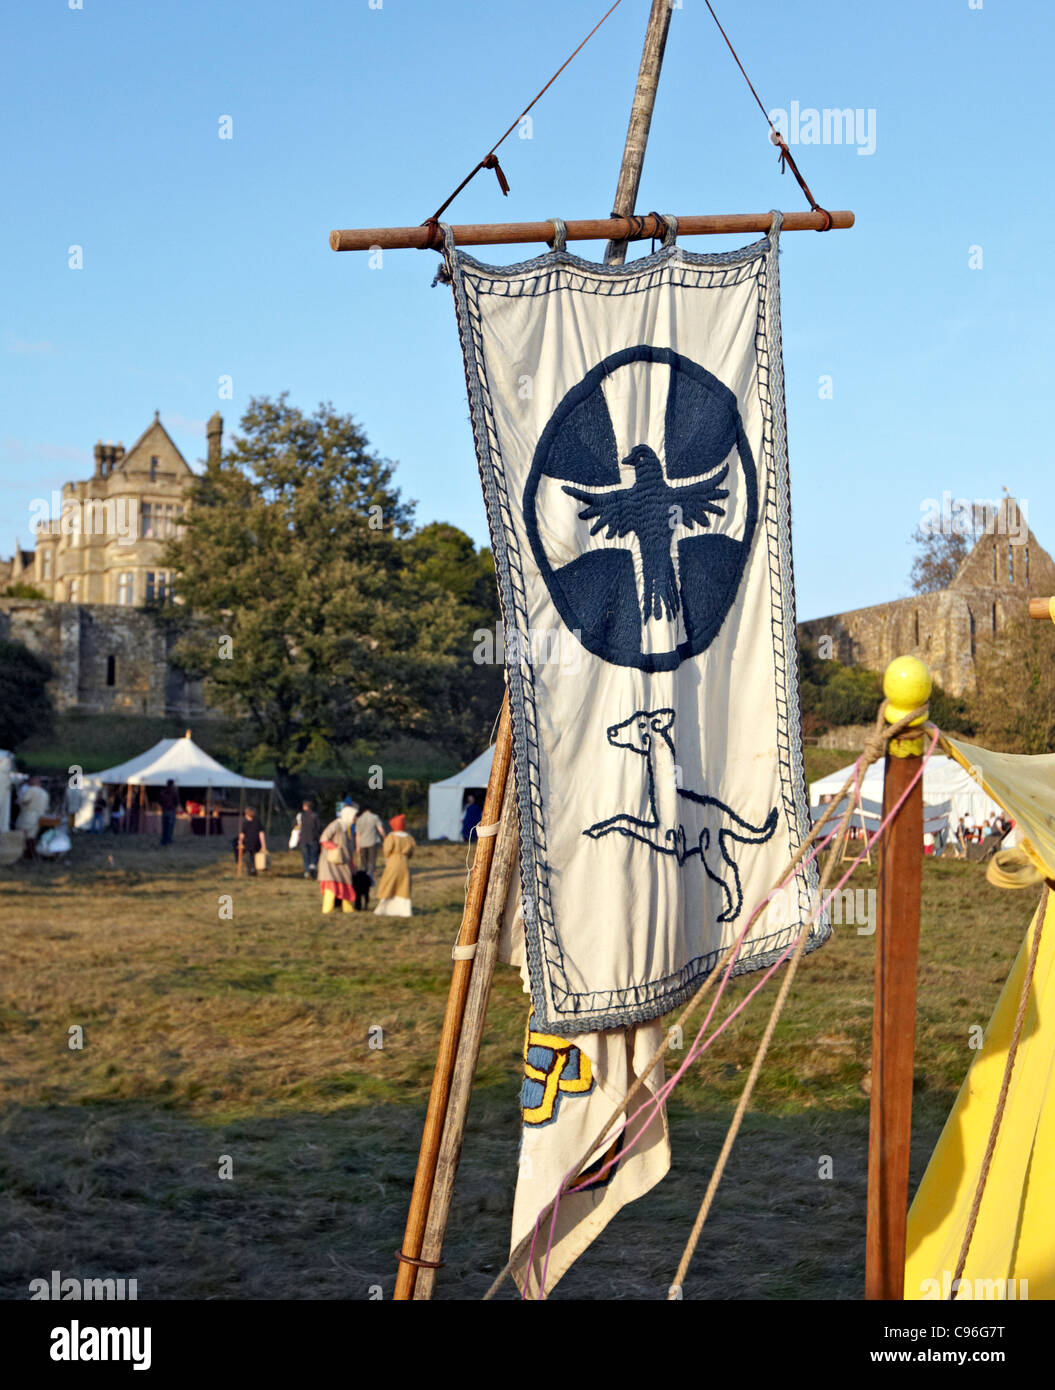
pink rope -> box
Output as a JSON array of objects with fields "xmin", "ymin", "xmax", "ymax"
[{"xmin": 524, "ymin": 726, "xmax": 939, "ymax": 1298}]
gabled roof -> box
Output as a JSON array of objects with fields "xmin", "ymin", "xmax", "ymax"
[
  {"xmin": 951, "ymin": 496, "xmax": 1055, "ymax": 590},
  {"xmin": 115, "ymin": 413, "xmax": 194, "ymax": 477}
]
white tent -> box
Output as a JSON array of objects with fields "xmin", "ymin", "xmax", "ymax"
[
  {"xmin": 809, "ymin": 753, "xmax": 1003, "ymax": 831},
  {"xmin": 428, "ymin": 745, "xmax": 494, "ymax": 841},
  {"xmin": 0, "ymin": 750, "xmax": 14, "ymax": 833},
  {"xmin": 90, "ymin": 735, "xmax": 273, "ymax": 790}
]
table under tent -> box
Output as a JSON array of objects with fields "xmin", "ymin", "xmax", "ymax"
[{"xmin": 77, "ymin": 733, "xmax": 274, "ymax": 837}]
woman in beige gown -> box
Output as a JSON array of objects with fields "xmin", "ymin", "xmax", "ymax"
[{"xmin": 374, "ymin": 814, "xmax": 415, "ymax": 916}]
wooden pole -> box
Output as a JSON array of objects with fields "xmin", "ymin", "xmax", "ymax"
[
  {"xmin": 395, "ymin": 0, "xmax": 684, "ymax": 1302},
  {"xmin": 1029, "ymin": 596, "xmax": 1053, "ymax": 619},
  {"xmin": 393, "ymin": 697, "xmax": 513, "ymax": 1300},
  {"xmin": 413, "ymin": 769, "xmax": 520, "ymax": 1299},
  {"xmin": 330, "ymin": 209, "xmax": 852, "ymax": 254},
  {"xmin": 865, "ymin": 736, "xmax": 924, "ymax": 1299},
  {"xmin": 604, "ymin": 0, "xmax": 674, "ymax": 265}
]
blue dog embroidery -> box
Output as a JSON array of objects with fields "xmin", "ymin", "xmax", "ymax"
[{"xmin": 584, "ymin": 708, "xmax": 778, "ymax": 923}]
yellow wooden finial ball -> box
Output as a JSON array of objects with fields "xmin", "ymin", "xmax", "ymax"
[{"xmin": 883, "ymin": 656, "xmax": 932, "ymax": 711}]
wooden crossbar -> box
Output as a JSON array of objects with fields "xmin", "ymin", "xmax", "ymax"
[{"xmin": 329, "ymin": 209, "xmax": 854, "ymax": 253}]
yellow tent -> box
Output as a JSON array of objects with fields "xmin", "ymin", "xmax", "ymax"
[{"xmin": 904, "ymin": 735, "xmax": 1055, "ymax": 1300}]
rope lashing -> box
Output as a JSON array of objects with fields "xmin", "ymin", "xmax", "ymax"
[
  {"xmin": 395, "ymin": 1249, "xmax": 445, "ymax": 1270},
  {"xmin": 646, "ymin": 211, "xmax": 679, "ymax": 252},
  {"xmin": 451, "ymin": 943, "xmax": 477, "ymax": 961},
  {"xmin": 547, "ymin": 218, "xmax": 568, "ymax": 253}
]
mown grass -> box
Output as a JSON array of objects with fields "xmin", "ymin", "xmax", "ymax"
[{"xmin": 0, "ymin": 820, "xmax": 1034, "ymax": 1300}]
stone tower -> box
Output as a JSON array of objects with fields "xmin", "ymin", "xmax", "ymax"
[{"xmin": 207, "ymin": 412, "xmax": 223, "ymax": 467}]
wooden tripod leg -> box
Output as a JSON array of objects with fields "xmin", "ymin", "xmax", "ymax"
[
  {"xmin": 412, "ymin": 770, "xmax": 519, "ymax": 1299},
  {"xmin": 393, "ymin": 697, "xmax": 513, "ymax": 1300},
  {"xmin": 865, "ymin": 749, "xmax": 923, "ymax": 1299}
]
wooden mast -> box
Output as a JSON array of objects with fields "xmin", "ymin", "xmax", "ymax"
[
  {"xmin": 605, "ymin": 0, "xmax": 674, "ymax": 265},
  {"xmin": 393, "ymin": 0, "xmax": 677, "ymax": 1301},
  {"xmin": 393, "ymin": 700, "xmax": 513, "ymax": 1299},
  {"xmin": 412, "ymin": 771, "xmax": 520, "ymax": 1299},
  {"xmin": 865, "ymin": 658, "xmax": 931, "ymax": 1299}
]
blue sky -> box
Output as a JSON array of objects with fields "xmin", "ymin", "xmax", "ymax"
[{"xmin": 3, "ymin": 0, "xmax": 1052, "ymax": 620}]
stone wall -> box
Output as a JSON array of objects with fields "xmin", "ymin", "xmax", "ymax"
[
  {"xmin": 0, "ymin": 599, "xmax": 205, "ymax": 717},
  {"xmin": 798, "ymin": 585, "xmax": 1021, "ymax": 697}
]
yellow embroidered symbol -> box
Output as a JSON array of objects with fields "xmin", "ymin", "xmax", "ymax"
[{"xmin": 520, "ymin": 1016, "xmax": 593, "ymax": 1127}]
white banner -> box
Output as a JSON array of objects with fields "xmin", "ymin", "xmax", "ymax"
[{"xmin": 449, "ymin": 215, "xmax": 825, "ymax": 1036}]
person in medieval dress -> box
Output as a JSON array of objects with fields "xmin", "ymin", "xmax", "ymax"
[
  {"xmin": 16, "ymin": 776, "xmax": 50, "ymax": 855},
  {"xmin": 317, "ymin": 804, "xmax": 356, "ymax": 914},
  {"xmin": 374, "ymin": 813, "xmax": 415, "ymax": 917}
]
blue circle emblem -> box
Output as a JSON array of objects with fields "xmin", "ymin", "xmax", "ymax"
[{"xmin": 523, "ymin": 346, "xmax": 758, "ymax": 672}]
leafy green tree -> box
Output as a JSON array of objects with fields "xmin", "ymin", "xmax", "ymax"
[
  {"xmin": 1, "ymin": 582, "xmax": 48, "ymax": 600},
  {"xmin": 0, "ymin": 638, "xmax": 54, "ymax": 749},
  {"xmin": 163, "ymin": 395, "xmax": 500, "ymax": 793}
]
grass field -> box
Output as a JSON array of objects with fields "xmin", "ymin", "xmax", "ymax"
[{"xmin": 0, "ymin": 803, "xmax": 1034, "ymax": 1302}]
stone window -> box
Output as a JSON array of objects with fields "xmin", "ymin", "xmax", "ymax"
[
  {"xmin": 1026, "ymin": 546, "xmax": 1030, "ymax": 583},
  {"xmin": 969, "ymin": 608, "xmax": 976, "ymax": 659},
  {"xmin": 106, "ymin": 655, "xmax": 116, "ymax": 687},
  {"xmin": 150, "ymin": 456, "xmax": 159, "ymax": 482},
  {"xmin": 992, "ymin": 603, "xmax": 997, "ymax": 634},
  {"xmin": 141, "ymin": 502, "xmax": 154, "ymax": 539},
  {"xmin": 69, "ymin": 578, "xmax": 79, "ymax": 602},
  {"xmin": 117, "ymin": 572, "xmax": 134, "ymax": 606},
  {"xmin": 146, "ymin": 571, "xmax": 169, "ymax": 603},
  {"xmin": 992, "ymin": 543, "xmax": 997, "ymax": 582},
  {"xmin": 42, "ymin": 549, "xmax": 52, "ymax": 579},
  {"xmin": 1008, "ymin": 543, "xmax": 1014, "ymax": 584}
]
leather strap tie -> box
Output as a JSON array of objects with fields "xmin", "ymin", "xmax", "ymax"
[{"xmin": 395, "ymin": 1250, "xmax": 445, "ymax": 1270}]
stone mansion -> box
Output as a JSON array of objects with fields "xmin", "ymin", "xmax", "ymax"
[
  {"xmin": 1, "ymin": 411, "xmax": 222, "ymax": 605},
  {"xmin": 0, "ymin": 413, "xmax": 221, "ymax": 716}
]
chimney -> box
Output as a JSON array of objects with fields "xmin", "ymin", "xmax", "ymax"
[
  {"xmin": 114, "ymin": 442, "xmax": 125, "ymax": 468},
  {"xmin": 93, "ymin": 441, "xmax": 104, "ymax": 479},
  {"xmin": 207, "ymin": 412, "xmax": 223, "ymax": 466}
]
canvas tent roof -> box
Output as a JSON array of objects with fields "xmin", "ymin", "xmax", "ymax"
[
  {"xmin": 428, "ymin": 745, "xmax": 494, "ymax": 841},
  {"xmin": 809, "ymin": 752, "xmax": 1002, "ymax": 829},
  {"xmin": 90, "ymin": 736, "xmax": 273, "ymax": 789}
]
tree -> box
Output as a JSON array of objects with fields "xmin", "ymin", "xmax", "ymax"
[
  {"xmin": 908, "ymin": 525, "xmax": 970, "ymax": 594},
  {"xmin": 0, "ymin": 638, "xmax": 54, "ymax": 749},
  {"xmin": 163, "ymin": 395, "xmax": 500, "ymax": 793},
  {"xmin": 972, "ymin": 613, "xmax": 1055, "ymax": 753},
  {"xmin": 2, "ymin": 582, "xmax": 48, "ymax": 600}
]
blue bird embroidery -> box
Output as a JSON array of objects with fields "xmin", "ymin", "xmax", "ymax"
[{"xmin": 561, "ymin": 446, "xmax": 729, "ymax": 624}]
